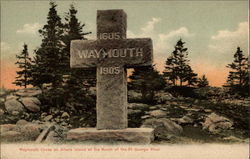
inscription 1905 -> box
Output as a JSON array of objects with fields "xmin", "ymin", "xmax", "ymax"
[{"xmin": 100, "ymin": 67, "xmax": 121, "ymax": 75}]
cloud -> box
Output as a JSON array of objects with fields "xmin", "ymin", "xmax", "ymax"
[
  {"xmin": 16, "ymin": 23, "xmax": 41, "ymax": 35},
  {"xmin": 127, "ymin": 17, "xmax": 194, "ymax": 58},
  {"xmin": 127, "ymin": 17, "xmax": 161, "ymax": 38},
  {"xmin": 209, "ymin": 22, "xmax": 248, "ymax": 54},
  {"xmin": 140, "ymin": 17, "xmax": 161, "ymax": 36},
  {"xmin": 156, "ymin": 27, "xmax": 194, "ymax": 54}
]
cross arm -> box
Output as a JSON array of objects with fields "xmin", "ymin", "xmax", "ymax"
[{"xmin": 70, "ymin": 38, "xmax": 153, "ymax": 68}]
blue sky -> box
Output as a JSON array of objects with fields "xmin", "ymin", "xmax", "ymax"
[{"xmin": 1, "ymin": 0, "xmax": 249, "ymax": 88}]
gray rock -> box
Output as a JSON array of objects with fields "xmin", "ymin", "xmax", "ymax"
[
  {"xmin": 20, "ymin": 97, "xmax": 40, "ymax": 112},
  {"xmin": 19, "ymin": 123, "xmax": 42, "ymax": 140},
  {"xmin": 141, "ymin": 118, "xmax": 183, "ymax": 139},
  {"xmin": 61, "ymin": 112, "xmax": 70, "ymax": 118},
  {"xmin": 149, "ymin": 106, "xmax": 158, "ymax": 110},
  {"xmin": 67, "ymin": 128, "xmax": 154, "ymax": 144},
  {"xmin": 177, "ymin": 116, "xmax": 194, "ymax": 124},
  {"xmin": 149, "ymin": 110, "xmax": 167, "ymax": 118},
  {"xmin": 1, "ymin": 131, "xmax": 22, "ymax": 142},
  {"xmin": 0, "ymin": 124, "xmax": 17, "ymax": 133},
  {"xmin": 155, "ymin": 91, "xmax": 173, "ymax": 103},
  {"xmin": 141, "ymin": 115, "xmax": 151, "ymax": 119},
  {"xmin": 4, "ymin": 99, "xmax": 25, "ymax": 115},
  {"xmin": 44, "ymin": 115, "xmax": 53, "ymax": 121},
  {"xmin": 16, "ymin": 119, "xmax": 28, "ymax": 125},
  {"xmin": 15, "ymin": 87, "xmax": 42, "ymax": 97},
  {"xmin": 128, "ymin": 109, "xmax": 141, "ymax": 115},
  {"xmin": 6, "ymin": 95, "xmax": 18, "ymax": 100},
  {"xmin": 203, "ymin": 113, "xmax": 233, "ymax": 134},
  {"xmin": 0, "ymin": 109, "xmax": 4, "ymax": 115},
  {"xmin": 204, "ymin": 109, "xmax": 212, "ymax": 113},
  {"xmin": 128, "ymin": 90, "xmax": 141, "ymax": 100},
  {"xmin": 128, "ymin": 103, "xmax": 149, "ymax": 110}
]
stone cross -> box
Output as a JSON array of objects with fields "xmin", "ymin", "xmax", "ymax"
[{"xmin": 70, "ymin": 10, "xmax": 153, "ymax": 130}]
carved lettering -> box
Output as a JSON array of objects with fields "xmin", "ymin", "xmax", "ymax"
[
  {"xmin": 100, "ymin": 67, "xmax": 121, "ymax": 74},
  {"xmin": 99, "ymin": 32, "xmax": 121, "ymax": 40},
  {"xmin": 78, "ymin": 48, "xmax": 143, "ymax": 59}
]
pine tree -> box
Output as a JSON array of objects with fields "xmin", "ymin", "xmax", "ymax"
[
  {"xmin": 129, "ymin": 65, "xmax": 166, "ymax": 103},
  {"xmin": 197, "ymin": 74, "xmax": 209, "ymax": 87},
  {"xmin": 60, "ymin": 4, "xmax": 96, "ymax": 121},
  {"xmin": 163, "ymin": 39, "xmax": 197, "ymax": 86},
  {"xmin": 31, "ymin": 2, "xmax": 66, "ymax": 88},
  {"xmin": 13, "ymin": 44, "xmax": 32, "ymax": 88},
  {"xmin": 224, "ymin": 47, "xmax": 249, "ymax": 94},
  {"xmin": 62, "ymin": 4, "xmax": 95, "ymax": 88}
]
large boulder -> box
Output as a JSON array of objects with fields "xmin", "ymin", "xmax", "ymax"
[
  {"xmin": 6, "ymin": 95, "xmax": 18, "ymax": 100},
  {"xmin": 141, "ymin": 118, "xmax": 183, "ymax": 139},
  {"xmin": 1, "ymin": 121, "xmax": 43, "ymax": 142},
  {"xmin": 0, "ymin": 124, "xmax": 17, "ymax": 133},
  {"xmin": 4, "ymin": 99, "xmax": 25, "ymax": 115},
  {"xmin": 203, "ymin": 113, "xmax": 233, "ymax": 134},
  {"xmin": 15, "ymin": 87, "xmax": 42, "ymax": 97},
  {"xmin": 19, "ymin": 123, "xmax": 42, "ymax": 140},
  {"xmin": 19, "ymin": 97, "xmax": 41, "ymax": 112},
  {"xmin": 148, "ymin": 110, "xmax": 167, "ymax": 118},
  {"xmin": 1, "ymin": 131, "xmax": 22, "ymax": 142}
]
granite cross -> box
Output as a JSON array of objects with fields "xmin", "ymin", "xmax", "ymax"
[{"xmin": 70, "ymin": 9, "xmax": 153, "ymax": 130}]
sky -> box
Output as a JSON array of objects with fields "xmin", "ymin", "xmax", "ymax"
[{"xmin": 1, "ymin": 0, "xmax": 249, "ymax": 89}]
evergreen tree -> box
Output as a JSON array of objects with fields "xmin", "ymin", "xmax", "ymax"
[
  {"xmin": 197, "ymin": 74, "xmax": 209, "ymax": 87},
  {"xmin": 62, "ymin": 4, "xmax": 95, "ymax": 88},
  {"xmin": 163, "ymin": 39, "xmax": 197, "ymax": 86},
  {"xmin": 13, "ymin": 44, "xmax": 32, "ymax": 88},
  {"xmin": 224, "ymin": 47, "xmax": 249, "ymax": 94},
  {"xmin": 129, "ymin": 65, "xmax": 166, "ymax": 103},
  {"xmin": 31, "ymin": 2, "xmax": 66, "ymax": 88},
  {"xmin": 60, "ymin": 4, "xmax": 96, "ymax": 124}
]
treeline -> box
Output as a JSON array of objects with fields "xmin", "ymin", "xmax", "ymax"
[{"xmin": 14, "ymin": 2, "xmax": 249, "ymax": 107}]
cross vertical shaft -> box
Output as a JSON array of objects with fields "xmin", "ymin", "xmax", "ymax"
[{"xmin": 96, "ymin": 10, "xmax": 128, "ymax": 129}]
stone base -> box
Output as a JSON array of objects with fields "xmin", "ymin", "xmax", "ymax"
[{"xmin": 67, "ymin": 128, "xmax": 154, "ymax": 144}]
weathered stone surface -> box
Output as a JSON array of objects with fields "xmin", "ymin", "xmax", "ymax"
[
  {"xmin": 67, "ymin": 128, "xmax": 154, "ymax": 144},
  {"xmin": 4, "ymin": 99, "xmax": 24, "ymax": 115},
  {"xmin": 177, "ymin": 116, "xmax": 194, "ymax": 125},
  {"xmin": 20, "ymin": 97, "xmax": 41, "ymax": 112},
  {"xmin": 149, "ymin": 110, "xmax": 167, "ymax": 118},
  {"xmin": 1, "ymin": 131, "xmax": 22, "ymax": 142},
  {"xmin": 128, "ymin": 90, "xmax": 141, "ymax": 100},
  {"xmin": 19, "ymin": 123, "xmax": 42, "ymax": 140},
  {"xmin": 97, "ymin": 9, "xmax": 127, "ymax": 39},
  {"xmin": 128, "ymin": 109, "xmax": 141, "ymax": 115},
  {"xmin": 15, "ymin": 87, "xmax": 42, "ymax": 97},
  {"xmin": 44, "ymin": 115, "xmax": 53, "ymax": 121},
  {"xmin": 0, "ymin": 124, "xmax": 17, "ymax": 133},
  {"xmin": 128, "ymin": 103, "xmax": 149, "ymax": 110},
  {"xmin": 70, "ymin": 9, "xmax": 153, "ymax": 135},
  {"xmin": 6, "ymin": 95, "xmax": 18, "ymax": 100},
  {"xmin": 141, "ymin": 118, "xmax": 183, "ymax": 139},
  {"xmin": 203, "ymin": 113, "xmax": 233, "ymax": 134},
  {"xmin": 16, "ymin": 119, "xmax": 28, "ymax": 125},
  {"xmin": 96, "ymin": 65, "xmax": 127, "ymax": 129},
  {"xmin": 70, "ymin": 38, "xmax": 153, "ymax": 68},
  {"xmin": 61, "ymin": 112, "xmax": 70, "ymax": 118}
]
